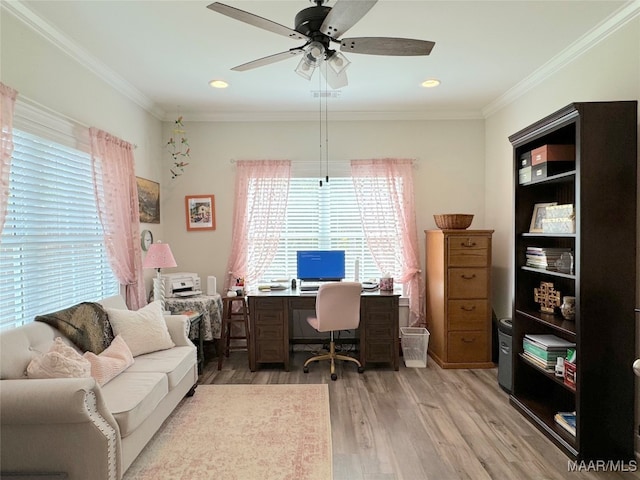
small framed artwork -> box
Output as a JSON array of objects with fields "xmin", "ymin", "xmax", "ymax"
[
  {"xmin": 136, "ymin": 177, "xmax": 160, "ymax": 224},
  {"xmin": 529, "ymin": 202, "xmax": 557, "ymax": 233},
  {"xmin": 185, "ymin": 194, "xmax": 216, "ymax": 231}
]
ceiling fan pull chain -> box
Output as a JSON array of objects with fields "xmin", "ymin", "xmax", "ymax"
[
  {"xmin": 319, "ymin": 68, "xmax": 323, "ymax": 187},
  {"xmin": 325, "ymin": 66, "xmax": 329, "ymax": 184}
]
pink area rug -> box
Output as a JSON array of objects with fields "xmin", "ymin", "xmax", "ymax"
[{"xmin": 124, "ymin": 384, "xmax": 332, "ymax": 480}]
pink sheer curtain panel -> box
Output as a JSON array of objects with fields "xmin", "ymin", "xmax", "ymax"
[
  {"xmin": 224, "ymin": 160, "xmax": 291, "ymax": 292},
  {"xmin": 90, "ymin": 127, "xmax": 145, "ymax": 310},
  {"xmin": 351, "ymin": 158, "xmax": 424, "ymax": 326},
  {"xmin": 0, "ymin": 83, "xmax": 18, "ymax": 235}
]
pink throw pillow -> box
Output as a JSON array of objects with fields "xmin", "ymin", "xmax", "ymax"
[
  {"xmin": 27, "ymin": 337, "xmax": 91, "ymax": 379},
  {"xmin": 83, "ymin": 335, "xmax": 134, "ymax": 386}
]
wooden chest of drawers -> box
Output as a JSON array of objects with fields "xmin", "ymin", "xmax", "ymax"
[{"xmin": 425, "ymin": 229, "xmax": 494, "ymax": 368}]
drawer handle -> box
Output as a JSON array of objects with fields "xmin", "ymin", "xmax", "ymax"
[
  {"xmin": 461, "ymin": 337, "xmax": 476, "ymax": 343},
  {"xmin": 461, "ymin": 305, "xmax": 476, "ymax": 311},
  {"xmin": 461, "ymin": 274, "xmax": 476, "ymax": 280},
  {"xmin": 461, "ymin": 241, "xmax": 476, "ymax": 247}
]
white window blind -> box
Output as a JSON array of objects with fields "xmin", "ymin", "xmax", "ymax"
[
  {"xmin": 0, "ymin": 129, "xmax": 119, "ymax": 330},
  {"xmin": 258, "ymin": 177, "xmax": 402, "ymax": 283}
]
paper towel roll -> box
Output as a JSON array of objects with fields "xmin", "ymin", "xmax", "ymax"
[{"xmin": 207, "ymin": 276, "xmax": 217, "ymax": 295}]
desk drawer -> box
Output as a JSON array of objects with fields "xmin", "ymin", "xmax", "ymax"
[
  {"xmin": 447, "ymin": 331, "xmax": 489, "ymax": 363},
  {"xmin": 447, "ymin": 268, "xmax": 488, "ymax": 298},
  {"xmin": 251, "ymin": 299, "xmax": 285, "ymax": 326},
  {"xmin": 289, "ymin": 297, "xmax": 316, "ymax": 310},
  {"xmin": 254, "ymin": 324, "xmax": 285, "ymax": 363},
  {"xmin": 250, "ymin": 297, "xmax": 285, "ymax": 311},
  {"xmin": 448, "ymin": 299, "xmax": 488, "ymax": 330},
  {"xmin": 365, "ymin": 323, "xmax": 395, "ymax": 340},
  {"xmin": 365, "ymin": 341, "xmax": 395, "ymax": 363}
]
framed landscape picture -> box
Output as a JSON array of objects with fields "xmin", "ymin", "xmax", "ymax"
[
  {"xmin": 185, "ymin": 194, "xmax": 215, "ymax": 231},
  {"xmin": 136, "ymin": 177, "xmax": 160, "ymax": 224}
]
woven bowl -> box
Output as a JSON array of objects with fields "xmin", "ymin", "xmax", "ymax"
[{"xmin": 434, "ymin": 214, "xmax": 474, "ymax": 230}]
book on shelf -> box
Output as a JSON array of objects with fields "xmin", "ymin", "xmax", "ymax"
[
  {"xmin": 524, "ymin": 334, "xmax": 575, "ymax": 350},
  {"xmin": 525, "ymin": 247, "xmax": 572, "ymax": 270},
  {"xmin": 523, "ymin": 339, "xmax": 566, "ymax": 361},
  {"xmin": 522, "ymin": 351, "xmax": 556, "ymax": 371},
  {"xmin": 554, "ymin": 411, "xmax": 576, "ymax": 436}
]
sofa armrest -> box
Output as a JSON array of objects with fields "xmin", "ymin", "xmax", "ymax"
[
  {"xmin": 164, "ymin": 314, "xmax": 191, "ymax": 346},
  {"xmin": 0, "ymin": 378, "xmax": 121, "ymax": 480},
  {"xmin": 1, "ymin": 378, "xmax": 116, "ymax": 426}
]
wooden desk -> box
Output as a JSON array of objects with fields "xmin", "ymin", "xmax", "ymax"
[{"xmin": 247, "ymin": 290, "xmax": 399, "ymax": 372}]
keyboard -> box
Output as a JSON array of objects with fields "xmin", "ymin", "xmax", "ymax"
[{"xmin": 299, "ymin": 285, "xmax": 319, "ymax": 292}]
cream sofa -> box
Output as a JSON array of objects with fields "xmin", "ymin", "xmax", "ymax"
[{"xmin": 0, "ymin": 295, "xmax": 198, "ymax": 480}]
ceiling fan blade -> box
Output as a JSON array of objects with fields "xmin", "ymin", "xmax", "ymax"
[
  {"xmin": 320, "ymin": 0, "xmax": 377, "ymax": 39},
  {"xmin": 320, "ymin": 63, "xmax": 348, "ymax": 89},
  {"xmin": 207, "ymin": 2, "xmax": 309, "ymax": 41},
  {"xmin": 231, "ymin": 48, "xmax": 304, "ymax": 72},
  {"xmin": 341, "ymin": 37, "xmax": 435, "ymax": 56}
]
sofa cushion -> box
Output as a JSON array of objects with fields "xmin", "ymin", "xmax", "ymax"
[
  {"xmin": 127, "ymin": 345, "xmax": 196, "ymax": 390},
  {"xmin": 100, "ymin": 371, "xmax": 168, "ymax": 437},
  {"xmin": 26, "ymin": 337, "xmax": 92, "ymax": 379},
  {"xmin": 35, "ymin": 302, "xmax": 113, "ymax": 354},
  {"xmin": 84, "ymin": 335, "xmax": 134, "ymax": 386},
  {"xmin": 106, "ymin": 301, "xmax": 175, "ymax": 357}
]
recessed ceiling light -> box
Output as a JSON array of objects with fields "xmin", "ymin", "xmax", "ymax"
[
  {"xmin": 209, "ymin": 79, "xmax": 229, "ymax": 89},
  {"xmin": 421, "ymin": 79, "xmax": 441, "ymax": 88}
]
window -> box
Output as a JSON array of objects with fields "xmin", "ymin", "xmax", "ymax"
[
  {"xmin": 257, "ymin": 177, "xmax": 402, "ymax": 283},
  {"xmin": 0, "ymin": 129, "xmax": 119, "ymax": 330}
]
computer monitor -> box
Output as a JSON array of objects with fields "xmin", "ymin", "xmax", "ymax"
[{"xmin": 296, "ymin": 250, "xmax": 345, "ymax": 282}]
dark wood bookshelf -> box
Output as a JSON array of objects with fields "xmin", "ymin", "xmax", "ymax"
[{"xmin": 509, "ymin": 101, "xmax": 637, "ymax": 462}]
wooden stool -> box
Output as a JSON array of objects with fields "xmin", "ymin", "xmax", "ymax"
[{"xmin": 218, "ymin": 296, "xmax": 250, "ymax": 370}]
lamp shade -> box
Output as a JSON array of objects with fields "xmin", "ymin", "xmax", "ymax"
[{"xmin": 142, "ymin": 242, "xmax": 177, "ymax": 269}]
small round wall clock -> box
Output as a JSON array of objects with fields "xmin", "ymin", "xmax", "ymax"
[{"xmin": 141, "ymin": 229, "xmax": 154, "ymax": 251}]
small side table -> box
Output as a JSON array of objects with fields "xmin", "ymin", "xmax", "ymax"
[{"xmin": 174, "ymin": 311, "xmax": 204, "ymax": 374}]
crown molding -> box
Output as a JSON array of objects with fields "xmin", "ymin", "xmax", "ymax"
[
  {"xmin": 482, "ymin": 0, "xmax": 640, "ymax": 118},
  {"xmin": 177, "ymin": 109, "xmax": 484, "ymax": 123},
  {"xmin": 2, "ymin": 0, "xmax": 166, "ymax": 120}
]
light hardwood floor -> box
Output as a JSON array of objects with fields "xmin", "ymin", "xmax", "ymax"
[{"xmin": 199, "ymin": 344, "xmax": 639, "ymax": 480}]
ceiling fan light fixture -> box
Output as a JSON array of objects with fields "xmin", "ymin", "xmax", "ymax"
[
  {"xmin": 295, "ymin": 56, "xmax": 318, "ymax": 80},
  {"xmin": 307, "ymin": 41, "xmax": 325, "ymax": 61},
  {"xmin": 327, "ymin": 51, "xmax": 350, "ymax": 75},
  {"xmin": 209, "ymin": 79, "xmax": 229, "ymax": 88}
]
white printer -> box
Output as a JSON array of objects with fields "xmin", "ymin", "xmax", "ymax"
[{"xmin": 161, "ymin": 272, "xmax": 202, "ymax": 298}]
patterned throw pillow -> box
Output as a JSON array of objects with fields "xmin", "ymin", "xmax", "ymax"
[
  {"xmin": 27, "ymin": 337, "xmax": 92, "ymax": 379},
  {"xmin": 35, "ymin": 302, "xmax": 114, "ymax": 354},
  {"xmin": 84, "ymin": 335, "xmax": 134, "ymax": 386}
]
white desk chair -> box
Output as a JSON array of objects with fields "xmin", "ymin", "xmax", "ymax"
[{"xmin": 303, "ymin": 282, "xmax": 364, "ymax": 380}]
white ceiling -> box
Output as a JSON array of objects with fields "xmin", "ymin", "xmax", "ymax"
[{"xmin": 8, "ymin": 0, "xmax": 637, "ymax": 121}]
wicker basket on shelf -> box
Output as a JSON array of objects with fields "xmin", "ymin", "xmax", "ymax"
[{"xmin": 433, "ymin": 214, "xmax": 474, "ymax": 230}]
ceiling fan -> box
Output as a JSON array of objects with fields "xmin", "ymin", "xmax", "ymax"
[{"xmin": 206, "ymin": 0, "xmax": 435, "ymax": 89}]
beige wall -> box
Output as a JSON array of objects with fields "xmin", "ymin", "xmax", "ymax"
[
  {"xmin": 484, "ymin": 16, "xmax": 640, "ymax": 450},
  {"xmin": 1, "ymin": 11, "xmax": 164, "ymax": 292},
  {"xmin": 159, "ymin": 119, "xmax": 485, "ymax": 290}
]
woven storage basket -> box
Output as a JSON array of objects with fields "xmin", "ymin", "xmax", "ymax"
[{"xmin": 434, "ymin": 214, "xmax": 474, "ymax": 229}]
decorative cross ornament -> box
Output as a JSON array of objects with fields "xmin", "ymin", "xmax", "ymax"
[{"xmin": 534, "ymin": 281, "xmax": 561, "ymax": 314}]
